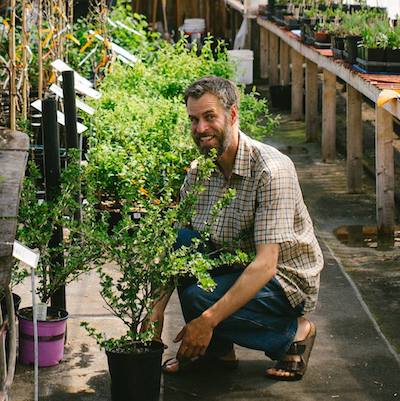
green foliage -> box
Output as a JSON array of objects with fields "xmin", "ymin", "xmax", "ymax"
[
  {"xmin": 81, "ymin": 153, "xmax": 251, "ymax": 352},
  {"xmin": 17, "ymin": 153, "xmax": 104, "ymax": 303}
]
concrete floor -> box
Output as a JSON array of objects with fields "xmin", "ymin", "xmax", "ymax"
[{"xmin": 10, "ymin": 115, "xmax": 400, "ymax": 401}]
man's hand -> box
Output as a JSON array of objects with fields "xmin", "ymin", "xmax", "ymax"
[
  {"xmin": 140, "ymin": 311, "xmax": 165, "ymax": 345},
  {"xmin": 174, "ymin": 316, "xmax": 214, "ymax": 360}
]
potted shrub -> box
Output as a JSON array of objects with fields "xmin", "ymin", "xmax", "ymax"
[
  {"xmin": 81, "ymin": 153, "xmax": 249, "ymax": 401},
  {"xmin": 16, "ymin": 158, "xmax": 104, "ymax": 367},
  {"xmin": 387, "ymin": 24, "xmax": 400, "ymax": 66},
  {"xmin": 358, "ymin": 21, "xmax": 389, "ymax": 63}
]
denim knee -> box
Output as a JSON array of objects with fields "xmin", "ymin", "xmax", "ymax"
[{"xmin": 179, "ymin": 284, "xmax": 214, "ymax": 319}]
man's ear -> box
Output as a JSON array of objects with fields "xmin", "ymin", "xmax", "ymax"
[{"xmin": 230, "ymin": 104, "xmax": 238, "ymax": 125}]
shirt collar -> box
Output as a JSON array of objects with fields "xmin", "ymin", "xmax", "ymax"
[{"xmin": 231, "ymin": 131, "xmax": 252, "ymax": 178}]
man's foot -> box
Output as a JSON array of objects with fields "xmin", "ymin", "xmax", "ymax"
[
  {"xmin": 162, "ymin": 348, "xmax": 238, "ymax": 374},
  {"xmin": 265, "ymin": 318, "xmax": 316, "ymax": 381}
]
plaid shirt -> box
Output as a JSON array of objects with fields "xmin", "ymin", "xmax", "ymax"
[{"xmin": 181, "ymin": 131, "xmax": 323, "ymax": 312}]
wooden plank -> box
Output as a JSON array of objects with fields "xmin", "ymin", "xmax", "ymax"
[
  {"xmin": 279, "ymin": 40, "xmax": 290, "ymax": 85},
  {"xmin": 346, "ymin": 84, "xmax": 363, "ymax": 193},
  {"xmin": 291, "ymin": 48, "xmax": 304, "ymax": 120},
  {"xmin": 305, "ymin": 59, "xmax": 318, "ymax": 141},
  {"xmin": 375, "ymin": 105, "xmax": 395, "ymax": 234},
  {"xmin": 321, "ymin": 69, "xmax": 336, "ymax": 162},
  {"xmin": 0, "ymin": 220, "xmax": 17, "ymax": 246},
  {"xmin": 0, "ymin": 129, "xmax": 29, "ymax": 150},
  {"xmin": 268, "ymin": 33, "xmax": 279, "ymax": 86},
  {"xmin": 260, "ymin": 28, "xmax": 269, "ymax": 79}
]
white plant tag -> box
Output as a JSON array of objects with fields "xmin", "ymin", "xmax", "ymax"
[
  {"xmin": 13, "ymin": 241, "xmax": 40, "ymax": 269},
  {"xmin": 36, "ymin": 303, "xmax": 48, "ymax": 321}
]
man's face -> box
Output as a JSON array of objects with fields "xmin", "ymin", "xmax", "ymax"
[{"xmin": 186, "ymin": 93, "xmax": 234, "ymax": 157}]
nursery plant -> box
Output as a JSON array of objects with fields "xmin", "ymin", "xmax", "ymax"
[
  {"xmin": 16, "ymin": 155, "xmax": 104, "ymax": 367},
  {"xmin": 81, "ymin": 152, "xmax": 251, "ymax": 401}
]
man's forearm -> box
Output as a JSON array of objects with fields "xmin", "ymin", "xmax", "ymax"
[{"xmin": 201, "ymin": 244, "xmax": 279, "ymax": 328}]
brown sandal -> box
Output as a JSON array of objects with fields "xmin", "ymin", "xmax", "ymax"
[
  {"xmin": 162, "ymin": 355, "xmax": 239, "ymax": 374},
  {"xmin": 265, "ymin": 322, "xmax": 317, "ymax": 381}
]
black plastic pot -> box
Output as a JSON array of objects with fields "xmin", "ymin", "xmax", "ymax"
[
  {"xmin": 344, "ymin": 35, "xmax": 362, "ymax": 64},
  {"xmin": 106, "ymin": 341, "xmax": 164, "ymax": 401},
  {"xmin": 358, "ymin": 47, "xmax": 386, "ymax": 62},
  {"xmin": 387, "ymin": 48, "xmax": 400, "ymax": 63}
]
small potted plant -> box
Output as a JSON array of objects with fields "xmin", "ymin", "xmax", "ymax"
[
  {"xmin": 16, "ymin": 158, "xmax": 103, "ymax": 367},
  {"xmin": 81, "ymin": 153, "xmax": 249, "ymax": 401}
]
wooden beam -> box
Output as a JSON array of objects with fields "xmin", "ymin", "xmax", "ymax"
[
  {"xmin": 321, "ymin": 69, "xmax": 336, "ymax": 162},
  {"xmin": 279, "ymin": 40, "xmax": 290, "ymax": 85},
  {"xmin": 291, "ymin": 48, "xmax": 304, "ymax": 120},
  {"xmin": 268, "ymin": 33, "xmax": 279, "ymax": 86},
  {"xmin": 305, "ymin": 59, "xmax": 318, "ymax": 141},
  {"xmin": 260, "ymin": 28, "xmax": 269, "ymax": 79},
  {"xmin": 346, "ymin": 84, "xmax": 363, "ymax": 193},
  {"xmin": 375, "ymin": 105, "xmax": 395, "ymax": 234}
]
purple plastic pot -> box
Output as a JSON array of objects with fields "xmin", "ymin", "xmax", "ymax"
[{"xmin": 17, "ymin": 307, "xmax": 68, "ymax": 367}]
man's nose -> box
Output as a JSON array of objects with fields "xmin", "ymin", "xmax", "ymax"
[{"xmin": 196, "ymin": 119, "xmax": 208, "ymax": 134}]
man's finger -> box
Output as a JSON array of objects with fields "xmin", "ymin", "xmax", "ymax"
[{"xmin": 173, "ymin": 327, "xmax": 185, "ymax": 343}]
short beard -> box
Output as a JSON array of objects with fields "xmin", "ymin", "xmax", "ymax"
[{"xmin": 197, "ymin": 118, "xmax": 233, "ymax": 158}]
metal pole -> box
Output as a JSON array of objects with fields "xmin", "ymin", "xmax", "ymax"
[
  {"xmin": 42, "ymin": 98, "xmax": 66, "ymax": 310},
  {"xmin": 62, "ymin": 70, "xmax": 81, "ymax": 223}
]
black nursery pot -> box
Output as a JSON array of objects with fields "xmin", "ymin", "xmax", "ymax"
[
  {"xmin": 106, "ymin": 341, "xmax": 164, "ymax": 401},
  {"xmin": 344, "ymin": 35, "xmax": 362, "ymax": 64}
]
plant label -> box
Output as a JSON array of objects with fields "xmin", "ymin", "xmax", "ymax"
[
  {"xmin": 36, "ymin": 303, "xmax": 48, "ymax": 321},
  {"xmin": 13, "ymin": 240, "xmax": 40, "ymax": 269}
]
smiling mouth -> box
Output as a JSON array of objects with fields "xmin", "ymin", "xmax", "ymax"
[{"xmin": 199, "ymin": 135, "xmax": 214, "ymax": 143}]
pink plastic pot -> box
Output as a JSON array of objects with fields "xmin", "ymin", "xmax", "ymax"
[{"xmin": 17, "ymin": 307, "xmax": 68, "ymax": 367}]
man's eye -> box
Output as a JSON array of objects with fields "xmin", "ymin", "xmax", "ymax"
[{"xmin": 206, "ymin": 115, "xmax": 215, "ymax": 121}]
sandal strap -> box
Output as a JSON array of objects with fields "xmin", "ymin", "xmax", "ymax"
[
  {"xmin": 275, "ymin": 360, "xmax": 304, "ymax": 373},
  {"xmin": 286, "ymin": 342, "xmax": 306, "ymax": 355}
]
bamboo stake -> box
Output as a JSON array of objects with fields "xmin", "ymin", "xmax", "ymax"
[
  {"xmin": 9, "ymin": 0, "xmax": 16, "ymax": 130},
  {"xmin": 38, "ymin": 0, "xmax": 43, "ymax": 99},
  {"xmin": 22, "ymin": 0, "xmax": 29, "ymax": 120}
]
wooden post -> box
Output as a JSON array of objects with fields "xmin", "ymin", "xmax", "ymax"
[
  {"xmin": 291, "ymin": 48, "xmax": 304, "ymax": 120},
  {"xmin": 279, "ymin": 40, "xmax": 290, "ymax": 85},
  {"xmin": 305, "ymin": 59, "xmax": 318, "ymax": 141},
  {"xmin": 268, "ymin": 33, "xmax": 279, "ymax": 86},
  {"xmin": 8, "ymin": 0, "xmax": 16, "ymax": 130},
  {"xmin": 375, "ymin": 105, "xmax": 395, "ymax": 235},
  {"xmin": 22, "ymin": 0, "xmax": 29, "ymax": 120},
  {"xmin": 38, "ymin": 0, "xmax": 43, "ymax": 99},
  {"xmin": 321, "ymin": 69, "xmax": 336, "ymax": 162},
  {"xmin": 346, "ymin": 84, "xmax": 363, "ymax": 193},
  {"xmin": 260, "ymin": 28, "xmax": 269, "ymax": 80}
]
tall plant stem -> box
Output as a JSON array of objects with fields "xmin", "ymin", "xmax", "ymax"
[
  {"xmin": 22, "ymin": 0, "xmax": 29, "ymax": 120},
  {"xmin": 38, "ymin": 0, "xmax": 43, "ymax": 99},
  {"xmin": 9, "ymin": 0, "xmax": 16, "ymax": 129}
]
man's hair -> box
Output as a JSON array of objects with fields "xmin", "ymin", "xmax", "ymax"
[{"xmin": 184, "ymin": 76, "xmax": 240, "ymax": 112}]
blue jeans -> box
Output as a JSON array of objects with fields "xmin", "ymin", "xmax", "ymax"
[{"xmin": 175, "ymin": 228, "xmax": 304, "ymax": 360}]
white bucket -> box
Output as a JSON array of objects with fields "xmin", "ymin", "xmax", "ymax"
[{"xmin": 227, "ymin": 50, "xmax": 254, "ymax": 85}]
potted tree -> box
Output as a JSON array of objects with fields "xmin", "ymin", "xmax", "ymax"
[
  {"xmin": 81, "ymin": 153, "xmax": 249, "ymax": 401},
  {"xmin": 16, "ymin": 158, "xmax": 104, "ymax": 367}
]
